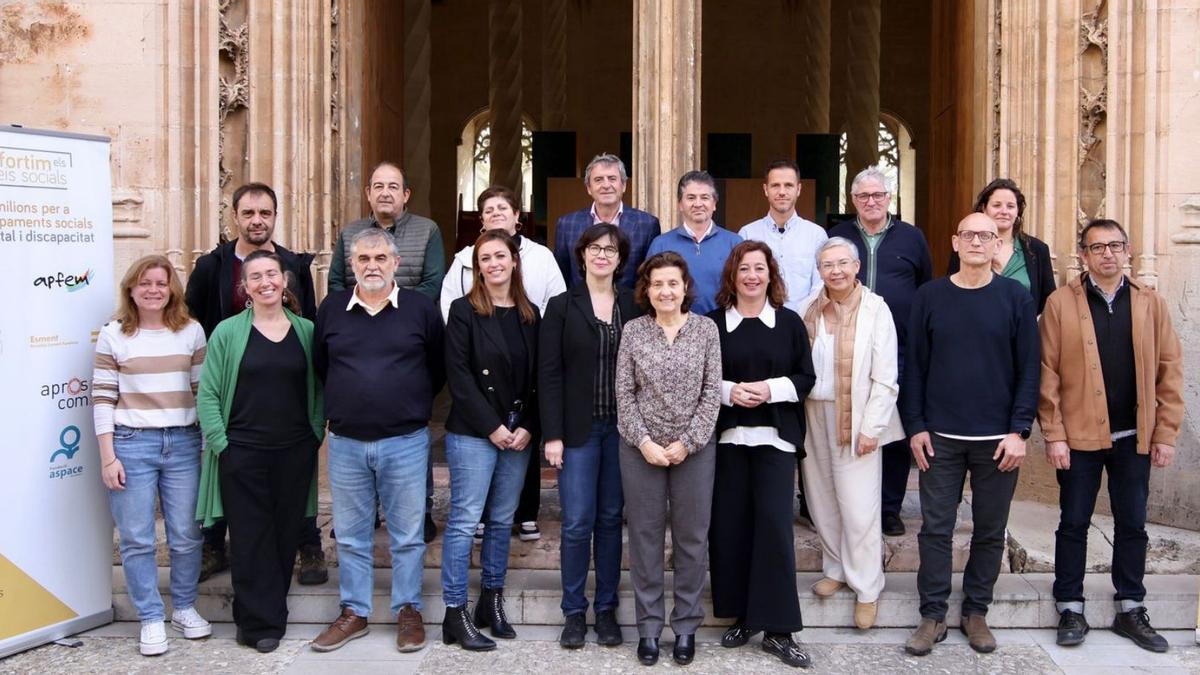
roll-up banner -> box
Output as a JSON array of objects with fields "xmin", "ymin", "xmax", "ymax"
[{"xmin": 0, "ymin": 126, "xmax": 115, "ymax": 657}]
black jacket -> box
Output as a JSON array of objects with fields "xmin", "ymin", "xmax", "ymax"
[
  {"xmin": 946, "ymin": 233, "xmax": 1056, "ymax": 315},
  {"xmin": 185, "ymin": 240, "xmax": 318, "ymax": 337},
  {"xmin": 445, "ymin": 297, "xmax": 540, "ymax": 438},
  {"xmin": 538, "ymin": 285, "xmax": 642, "ymax": 447}
]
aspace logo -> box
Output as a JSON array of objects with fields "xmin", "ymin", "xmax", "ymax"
[
  {"xmin": 41, "ymin": 377, "xmax": 91, "ymax": 410},
  {"xmin": 32, "ymin": 269, "xmax": 92, "ymax": 292},
  {"xmin": 48, "ymin": 425, "xmax": 85, "ymax": 480}
]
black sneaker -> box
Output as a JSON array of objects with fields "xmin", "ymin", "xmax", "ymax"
[
  {"xmin": 882, "ymin": 512, "xmax": 906, "ymax": 537},
  {"xmin": 1111, "ymin": 607, "xmax": 1169, "ymax": 653},
  {"xmin": 594, "ymin": 609, "xmax": 623, "ymax": 646},
  {"xmin": 1056, "ymin": 609, "xmax": 1089, "ymax": 646},
  {"xmin": 559, "ymin": 613, "xmax": 586, "ymax": 649},
  {"xmin": 762, "ymin": 632, "xmax": 811, "ymax": 668}
]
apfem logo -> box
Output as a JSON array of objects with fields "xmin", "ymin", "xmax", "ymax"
[{"xmin": 32, "ymin": 269, "xmax": 92, "ymax": 292}]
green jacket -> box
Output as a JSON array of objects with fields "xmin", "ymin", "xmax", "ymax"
[{"xmin": 194, "ymin": 308, "xmax": 325, "ymax": 527}]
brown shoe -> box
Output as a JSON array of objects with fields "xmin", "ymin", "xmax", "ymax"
[
  {"xmin": 904, "ymin": 617, "xmax": 947, "ymax": 656},
  {"xmin": 811, "ymin": 577, "xmax": 847, "ymax": 598},
  {"xmin": 396, "ymin": 604, "xmax": 426, "ymax": 652},
  {"xmin": 311, "ymin": 607, "xmax": 369, "ymax": 652},
  {"xmin": 961, "ymin": 614, "xmax": 997, "ymax": 653},
  {"xmin": 854, "ymin": 600, "xmax": 878, "ymax": 630}
]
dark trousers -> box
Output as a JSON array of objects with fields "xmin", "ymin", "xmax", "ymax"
[
  {"xmin": 1053, "ymin": 435, "xmax": 1150, "ymax": 605},
  {"xmin": 513, "ymin": 431, "xmax": 542, "ymax": 524},
  {"xmin": 917, "ymin": 434, "xmax": 1017, "ymax": 621},
  {"xmin": 219, "ymin": 440, "xmax": 317, "ymax": 642},
  {"xmin": 881, "ymin": 439, "xmax": 911, "ymax": 515},
  {"xmin": 558, "ymin": 420, "xmax": 624, "ymax": 616},
  {"xmin": 204, "ymin": 512, "xmax": 321, "ymax": 552},
  {"xmin": 711, "ymin": 444, "xmax": 802, "ymax": 633}
]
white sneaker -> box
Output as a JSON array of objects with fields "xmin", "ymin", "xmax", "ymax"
[
  {"xmin": 517, "ymin": 521, "xmax": 541, "ymax": 541},
  {"xmin": 139, "ymin": 621, "xmax": 169, "ymax": 656},
  {"xmin": 170, "ymin": 606, "xmax": 212, "ymax": 639},
  {"xmin": 473, "ymin": 523, "xmax": 485, "ymax": 546}
]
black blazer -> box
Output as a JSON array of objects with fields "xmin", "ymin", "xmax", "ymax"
[
  {"xmin": 185, "ymin": 239, "xmax": 318, "ymax": 337},
  {"xmin": 538, "ymin": 285, "xmax": 642, "ymax": 447},
  {"xmin": 947, "ymin": 233, "xmax": 1056, "ymax": 315},
  {"xmin": 444, "ymin": 297, "xmax": 540, "ymax": 438}
]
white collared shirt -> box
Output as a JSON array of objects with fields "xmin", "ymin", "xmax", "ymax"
[
  {"xmin": 718, "ymin": 305, "xmax": 801, "ymax": 453},
  {"xmin": 346, "ymin": 283, "xmax": 399, "ymax": 317},
  {"xmin": 680, "ymin": 221, "xmax": 716, "ymax": 243},
  {"xmin": 590, "ymin": 202, "xmax": 624, "ymax": 226},
  {"xmin": 739, "ymin": 212, "xmax": 828, "ymax": 313}
]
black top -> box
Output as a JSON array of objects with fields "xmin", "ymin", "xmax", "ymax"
[
  {"xmin": 538, "ymin": 285, "xmax": 643, "ymax": 447},
  {"xmin": 900, "ymin": 275, "xmax": 1040, "ymax": 437},
  {"xmin": 592, "ymin": 303, "xmax": 622, "ymax": 420},
  {"xmin": 313, "ymin": 289, "xmax": 446, "ymax": 441},
  {"xmin": 495, "ymin": 306, "xmax": 528, "ymax": 407},
  {"xmin": 227, "ymin": 326, "xmax": 315, "ymax": 449},
  {"xmin": 946, "ymin": 234, "xmax": 1056, "ymax": 315},
  {"xmin": 445, "ymin": 297, "xmax": 541, "ymax": 438},
  {"xmin": 1085, "ymin": 276, "xmax": 1137, "ymax": 432},
  {"xmin": 184, "ymin": 239, "xmax": 317, "ymax": 338},
  {"xmin": 708, "ymin": 307, "xmax": 816, "ymax": 457}
]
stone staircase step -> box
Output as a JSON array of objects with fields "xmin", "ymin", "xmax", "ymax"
[{"xmin": 111, "ymin": 566, "xmax": 1199, "ymax": 630}]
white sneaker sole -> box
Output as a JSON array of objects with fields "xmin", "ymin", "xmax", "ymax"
[
  {"xmin": 140, "ymin": 639, "xmax": 168, "ymax": 656},
  {"xmin": 171, "ymin": 619, "xmax": 213, "ymax": 639},
  {"xmin": 518, "ymin": 531, "xmax": 541, "ymax": 541}
]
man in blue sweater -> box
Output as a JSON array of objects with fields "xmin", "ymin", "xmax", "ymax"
[
  {"xmin": 311, "ymin": 228, "xmax": 445, "ymax": 654},
  {"xmin": 900, "ymin": 212, "xmax": 1039, "ymax": 657}
]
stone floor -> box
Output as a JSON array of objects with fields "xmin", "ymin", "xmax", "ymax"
[{"xmin": 4, "ymin": 622, "xmax": 1199, "ymax": 674}]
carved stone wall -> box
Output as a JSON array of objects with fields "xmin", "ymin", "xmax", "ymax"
[
  {"xmin": 1077, "ymin": 0, "xmax": 1107, "ymax": 234},
  {"xmin": 217, "ymin": 0, "xmax": 249, "ymax": 242}
]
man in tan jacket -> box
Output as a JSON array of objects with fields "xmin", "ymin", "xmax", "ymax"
[{"xmin": 1038, "ymin": 218, "xmax": 1183, "ymax": 653}]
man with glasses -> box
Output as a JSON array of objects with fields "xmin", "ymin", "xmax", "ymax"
[
  {"xmin": 1039, "ymin": 219, "xmax": 1183, "ymax": 652},
  {"xmin": 901, "ymin": 212, "xmax": 1039, "ymax": 657},
  {"xmin": 828, "ymin": 167, "xmax": 932, "ymax": 537}
]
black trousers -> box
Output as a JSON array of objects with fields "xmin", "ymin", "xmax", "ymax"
[
  {"xmin": 1053, "ymin": 435, "xmax": 1150, "ymax": 605},
  {"xmin": 916, "ymin": 434, "xmax": 1017, "ymax": 621},
  {"xmin": 710, "ymin": 444, "xmax": 803, "ymax": 633},
  {"xmin": 219, "ymin": 439, "xmax": 317, "ymax": 642},
  {"xmin": 880, "ymin": 439, "xmax": 911, "ymax": 515},
  {"xmin": 204, "ymin": 512, "xmax": 321, "ymax": 552},
  {"xmin": 513, "ymin": 431, "xmax": 542, "ymax": 524}
]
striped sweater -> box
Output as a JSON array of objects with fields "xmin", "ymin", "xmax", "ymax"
[{"xmin": 92, "ymin": 320, "xmax": 207, "ymax": 434}]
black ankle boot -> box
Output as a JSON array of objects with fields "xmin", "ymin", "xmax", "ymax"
[
  {"xmin": 637, "ymin": 637, "xmax": 660, "ymax": 666},
  {"xmin": 442, "ymin": 604, "xmax": 496, "ymax": 651},
  {"xmin": 473, "ymin": 587, "xmax": 516, "ymax": 639}
]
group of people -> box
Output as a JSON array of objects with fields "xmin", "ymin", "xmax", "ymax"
[{"xmin": 95, "ymin": 154, "xmax": 1183, "ymax": 668}]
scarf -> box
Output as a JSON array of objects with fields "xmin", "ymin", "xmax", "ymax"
[{"xmin": 804, "ymin": 282, "xmax": 864, "ymax": 446}]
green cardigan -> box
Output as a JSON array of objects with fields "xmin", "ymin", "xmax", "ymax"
[{"xmin": 194, "ymin": 308, "xmax": 325, "ymax": 527}]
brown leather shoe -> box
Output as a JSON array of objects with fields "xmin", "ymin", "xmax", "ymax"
[
  {"xmin": 811, "ymin": 577, "xmax": 847, "ymax": 598},
  {"xmin": 904, "ymin": 617, "xmax": 947, "ymax": 656},
  {"xmin": 961, "ymin": 614, "xmax": 997, "ymax": 653},
  {"xmin": 311, "ymin": 607, "xmax": 369, "ymax": 652},
  {"xmin": 396, "ymin": 604, "xmax": 426, "ymax": 652}
]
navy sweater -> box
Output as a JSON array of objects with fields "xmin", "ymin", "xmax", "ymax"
[
  {"xmin": 900, "ymin": 275, "xmax": 1039, "ymax": 437},
  {"xmin": 313, "ymin": 289, "xmax": 446, "ymax": 441}
]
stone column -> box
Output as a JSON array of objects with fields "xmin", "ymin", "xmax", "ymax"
[
  {"xmin": 403, "ymin": 0, "xmax": 433, "ymax": 216},
  {"xmin": 541, "ymin": 0, "xmax": 568, "ymax": 130},
  {"xmin": 633, "ymin": 0, "xmax": 702, "ymax": 229},
  {"xmin": 841, "ymin": 0, "xmax": 881, "ymax": 203},
  {"xmin": 793, "ymin": 0, "xmax": 831, "ymax": 134},
  {"xmin": 488, "ymin": 0, "xmax": 524, "ymax": 197}
]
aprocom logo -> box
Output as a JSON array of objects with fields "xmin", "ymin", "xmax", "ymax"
[{"xmin": 32, "ymin": 269, "xmax": 92, "ymax": 292}]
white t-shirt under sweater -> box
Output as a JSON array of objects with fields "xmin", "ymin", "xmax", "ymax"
[{"xmin": 92, "ymin": 319, "xmax": 207, "ymax": 434}]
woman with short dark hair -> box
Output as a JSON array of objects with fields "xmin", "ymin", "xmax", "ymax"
[{"xmin": 616, "ymin": 251, "xmax": 722, "ymax": 667}]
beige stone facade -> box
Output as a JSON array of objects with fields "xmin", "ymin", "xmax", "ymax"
[{"xmin": 1, "ymin": 0, "xmax": 1195, "ymax": 527}]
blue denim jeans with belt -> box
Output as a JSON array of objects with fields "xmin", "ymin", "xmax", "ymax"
[
  {"xmin": 108, "ymin": 424, "xmax": 203, "ymax": 623},
  {"xmin": 441, "ymin": 432, "xmax": 531, "ymax": 607},
  {"xmin": 558, "ymin": 419, "xmax": 624, "ymax": 617}
]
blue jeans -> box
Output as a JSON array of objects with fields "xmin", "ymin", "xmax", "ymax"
[
  {"xmin": 108, "ymin": 424, "xmax": 203, "ymax": 623},
  {"xmin": 558, "ymin": 419, "xmax": 623, "ymax": 616},
  {"xmin": 441, "ymin": 432, "xmax": 531, "ymax": 607},
  {"xmin": 328, "ymin": 427, "xmax": 430, "ymax": 617}
]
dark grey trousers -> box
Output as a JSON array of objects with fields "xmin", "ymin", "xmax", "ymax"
[{"xmin": 618, "ymin": 438, "xmax": 716, "ymax": 638}]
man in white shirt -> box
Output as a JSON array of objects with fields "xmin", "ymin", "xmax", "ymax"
[{"xmin": 738, "ymin": 160, "xmax": 828, "ymax": 313}]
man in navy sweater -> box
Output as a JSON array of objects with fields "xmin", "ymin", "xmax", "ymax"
[
  {"xmin": 900, "ymin": 213, "xmax": 1039, "ymax": 657},
  {"xmin": 310, "ymin": 228, "xmax": 445, "ymax": 654}
]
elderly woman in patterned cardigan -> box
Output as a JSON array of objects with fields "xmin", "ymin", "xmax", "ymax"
[{"xmin": 615, "ymin": 251, "xmax": 722, "ymax": 668}]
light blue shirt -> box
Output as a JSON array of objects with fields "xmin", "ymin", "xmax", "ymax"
[{"xmin": 738, "ymin": 213, "xmax": 828, "ymax": 313}]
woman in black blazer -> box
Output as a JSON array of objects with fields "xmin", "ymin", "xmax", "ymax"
[
  {"xmin": 539, "ymin": 224, "xmax": 642, "ymax": 650},
  {"xmin": 947, "ymin": 178, "xmax": 1056, "ymax": 314},
  {"xmin": 441, "ymin": 230, "xmax": 540, "ymax": 651}
]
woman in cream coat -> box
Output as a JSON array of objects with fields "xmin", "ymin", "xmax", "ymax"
[{"xmin": 797, "ymin": 236, "xmax": 904, "ymax": 630}]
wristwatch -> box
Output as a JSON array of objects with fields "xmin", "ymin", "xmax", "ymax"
[{"xmin": 1018, "ymin": 428, "xmax": 1032, "ymax": 440}]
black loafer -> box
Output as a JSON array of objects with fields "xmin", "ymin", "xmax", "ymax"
[
  {"xmin": 672, "ymin": 634, "xmax": 695, "ymax": 665},
  {"xmin": 721, "ymin": 621, "xmax": 760, "ymax": 648},
  {"xmin": 762, "ymin": 632, "xmax": 811, "ymax": 668},
  {"xmin": 255, "ymin": 638, "xmax": 280, "ymax": 653},
  {"xmin": 637, "ymin": 637, "xmax": 659, "ymax": 666},
  {"xmin": 1056, "ymin": 609, "xmax": 1089, "ymax": 646},
  {"xmin": 882, "ymin": 512, "xmax": 906, "ymax": 536}
]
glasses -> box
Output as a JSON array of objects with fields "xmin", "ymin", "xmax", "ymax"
[
  {"xmin": 818, "ymin": 258, "xmax": 856, "ymax": 272},
  {"xmin": 852, "ymin": 191, "xmax": 889, "ymax": 203},
  {"xmin": 1085, "ymin": 241, "xmax": 1127, "ymax": 255},
  {"xmin": 956, "ymin": 230, "xmax": 998, "ymax": 243},
  {"xmin": 585, "ymin": 244, "xmax": 619, "ymax": 258}
]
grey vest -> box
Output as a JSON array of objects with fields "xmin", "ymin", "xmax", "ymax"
[{"xmin": 340, "ymin": 211, "xmax": 437, "ymax": 289}]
